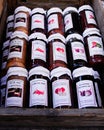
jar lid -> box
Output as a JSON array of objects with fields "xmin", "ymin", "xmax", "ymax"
[
  {"xmin": 29, "ymin": 32, "xmax": 47, "ymax": 42},
  {"xmin": 11, "ymin": 31, "xmax": 28, "ymax": 41},
  {"xmin": 51, "ymin": 67, "xmax": 72, "ymax": 79},
  {"xmin": 48, "ymin": 33, "xmax": 65, "ymax": 43},
  {"xmin": 47, "ymin": 7, "xmax": 62, "ymax": 17},
  {"xmin": 15, "ymin": 6, "xmax": 31, "ymax": 14},
  {"xmin": 6, "ymin": 15, "xmax": 14, "ymax": 23},
  {"xmin": 63, "ymin": 7, "xmax": 78, "ymax": 15},
  {"xmin": 2, "ymin": 40, "xmax": 10, "ymax": 50},
  {"xmin": 92, "ymin": 70, "xmax": 100, "ymax": 80},
  {"xmin": 79, "ymin": 5, "xmax": 94, "ymax": 13},
  {"xmin": 66, "ymin": 33, "xmax": 83, "ymax": 42},
  {"xmin": 31, "ymin": 8, "xmax": 46, "ymax": 15},
  {"xmin": 29, "ymin": 66, "xmax": 50, "ymax": 78},
  {"xmin": 7, "ymin": 67, "xmax": 28, "ymax": 78},
  {"xmin": 72, "ymin": 66, "xmax": 93, "ymax": 78},
  {"xmin": 83, "ymin": 28, "xmax": 101, "ymax": 37}
]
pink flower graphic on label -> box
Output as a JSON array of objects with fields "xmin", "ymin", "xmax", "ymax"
[
  {"xmin": 34, "ymin": 20, "xmax": 42, "ymax": 23},
  {"xmin": 35, "ymin": 48, "xmax": 44, "ymax": 53},
  {"xmin": 55, "ymin": 87, "xmax": 66, "ymax": 96},
  {"xmin": 75, "ymin": 48, "xmax": 84, "ymax": 53},
  {"xmin": 89, "ymin": 14, "xmax": 94, "ymax": 19},
  {"xmin": 65, "ymin": 20, "xmax": 70, "ymax": 26},
  {"xmin": 80, "ymin": 89, "xmax": 92, "ymax": 96},
  {"xmin": 48, "ymin": 19, "xmax": 54, "ymax": 24},
  {"xmin": 56, "ymin": 47, "xmax": 64, "ymax": 53},
  {"xmin": 33, "ymin": 90, "xmax": 44, "ymax": 95},
  {"xmin": 92, "ymin": 42, "xmax": 101, "ymax": 48}
]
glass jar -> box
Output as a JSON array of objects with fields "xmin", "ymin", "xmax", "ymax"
[
  {"xmin": 51, "ymin": 67, "xmax": 73, "ymax": 108},
  {"xmin": 48, "ymin": 33, "xmax": 67, "ymax": 70},
  {"xmin": 47, "ymin": 7, "xmax": 64, "ymax": 36},
  {"xmin": 29, "ymin": 66, "xmax": 50, "ymax": 108},
  {"xmin": 66, "ymin": 33, "xmax": 87, "ymax": 70},
  {"xmin": 83, "ymin": 28, "xmax": 104, "ymax": 68},
  {"xmin": 5, "ymin": 67, "xmax": 28, "ymax": 107}
]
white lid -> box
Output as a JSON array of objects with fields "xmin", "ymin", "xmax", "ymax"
[
  {"xmin": 2, "ymin": 40, "xmax": 10, "ymax": 50},
  {"xmin": 47, "ymin": 7, "xmax": 62, "ymax": 17},
  {"xmin": 31, "ymin": 8, "xmax": 46, "ymax": 15},
  {"xmin": 63, "ymin": 7, "xmax": 78, "ymax": 15},
  {"xmin": 7, "ymin": 67, "xmax": 28, "ymax": 78},
  {"xmin": 29, "ymin": 66, "xmax": 50, "ymax": 78},
  {"xmin": 72, "ymin": 66, "xmax": 93, "ymax": 78},
  {"xmin": 29, "ymin": 32, "xmax": 47, "ymax": 42},
  {"xmin": 92, "ymin": 70, "xmax": 100, "ymax": 80},
  {"xmin": 79, "ymin": 5, "xmax": 94, "ymax": 13},
  {"xmin": 51, "ymin": 67, "xmax": 72, "ymax": 79},
  {"xmin": 15, "ymin": 6, "xmax": 31, "ymax": 14},
  {"xmin": 66, "ymin": 33, "xmax": 83, "ymax": 42},
  {"xmin": 48, "ymin": 33, "xmax": 65, "ymax": 43},
  {"xmin": 6, "ymin": 15, "xmax": 14, "ymax": 23},
  {"xmin": 83, "ymin": 28, "xmax": 101, "ymax": 37},
  {"xmin": 11, "ymin": 31, "xmax": 28, "ymax": 41}
]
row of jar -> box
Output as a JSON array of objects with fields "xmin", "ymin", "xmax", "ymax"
[
  {"xmin": 6, "ymin": 4, "xmax": 99, "ymax": 39},
  {"xmin": 1, "ymin": 65, "xmax": 104, "ymax": 109}
]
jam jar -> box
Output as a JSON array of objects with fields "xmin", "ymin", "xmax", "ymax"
[
  {"xmin": 83, "ymin": 28, "xmax": 104, "ymax": 68},
  {"xmin": 5, "ymin": 67, "xmax": 28, "ymax": 107},
  {"xmin": 47, "ymin": 7, "xmax": 64, "ymax": 36},
  {"xmin": 51, "ymin": 67, "xmax": 73, "ymax": 108},
  {"xmin": 63, "ymin": 7, "xmax": 81, "ymax": 36},
  {"xmin": 66, "ymin": 33, "xmax": 87, "ymax": 70},
  {"xmin": 6, "ymin": 31, "xmax": 28, "ymax": 69},
  {"xmin": 14, "ymin": 6, "xmax": 31, "ymax": 35},
  {"xmin": 79, "ymin": 5, "xmax": 98, "ymax": 32},
  {"xmin": 29, "ymin": 66, "xmax": 50, "ymax": 108},
  {"xmin": 48, "ymin": 33, "xmax": 67, "ymax": 70},
  {"xmin": 72, "ymin": 66, "xmax": 99, "ymax": 109},
  {"xmin": 28, "ymin": 32, "xmax": 47, "ymax": 70},
  {"xmin": 31, "ymin": 8, "xmax": 46, "ymax": 35}
]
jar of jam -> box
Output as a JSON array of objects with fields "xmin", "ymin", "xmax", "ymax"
[
  {"xmin": 29, "ymin": 66, "xmax": 50, "ymax": 108},
  {"xmin": 6, "ymin": 31, "xmax": 28, "ymax": 69},
  {"xmin": 6, "ymin": 15, "xmax": 14, "ymax": 39},
  {"xmin": 66, "ymin": 33, "xmax": 87, "ymax": 70},
  {"xmin": 31, "ymin": 8, "xmax": 46, "ymax": 35},
  {"xmin": 51, "ymin": 67, "xmax": 73, "ymax": 108},
  {"xmin": 5, "ymin": 67, "xmax": 28, "ymax": 107},
  {"xmin": 79, "ymin": 5, "xmax": 98, "ymax": 32},
  {"xmin": 14, "ymin": 6, "xmax": 31, "ymax": 35},
  {"xmin": 28, "ymin": 32, "xmax": 47, "ymax": 70},
  {"xmin": 47, "ymin": 7, "xmax": 64, "ymax": 36},
  {"xmin": 72, "ymin": 66, "xmax": 99, "ymax": 109},
  {"xmin": 63, "ymin": 7, "xmax": 81, "ymax": 36},
  {"xmin": 83, "ymin": 28, "xmax": 104, "ymax": 68},
  {"xmin": 48, "ymin": 33, "xmax": 67, "ymax": 70}
]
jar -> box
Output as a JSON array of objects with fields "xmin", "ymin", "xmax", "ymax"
[
  {"xmin": 29, "ymin": 66, "xmax": 50, "ymax": 108},
  {"xmin": 5, "ymin": 67, "xmax": 28, "ymax": 107},
  {"xmin": 83, "ymin": 28, "xmax": 104, "ymax": 68},
  {"xmin": 66, "ymin": 33, "xmax": 87, "ymax": 70},
  {"xmin": 79, "ymin": 5, "xmax": 98, "ymax": 32},
  {"xmin": 14, "ymin": 6, "xmax": 31, "ymax": 35},
  {"xmin": 51, "ymin": 67, "xmax": 73, "ymax": 108},
  {"xmin": 72, "ymin": 66, "xmax": 99, "ymax": 109},
  {"xmin": 47, "ymin": 7, "xmax": 64, "ymax": 36},
  {"xmin": 6, "ymin": 31, "xmax": 28, "ymax": 69},
  {"xmin": 28, "ymin": 32, "xmax": 47, "ymax": 70},
  {"xmin": 31, "ymin": 8, "xmax": 46, "ymax": 35},
  {"xmin": 63, "ymin": 7, "xmax": 81, "ymax": 36},
  {"xmin": 48, "ymin": 33, "xmax": 67, "ymax": 70},
  {"xmin": 6, "ymin": 15, "xmax": 14, "ymax": 39}
]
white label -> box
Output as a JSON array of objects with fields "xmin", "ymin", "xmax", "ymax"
[
  {"xmin": 52, "ymin": 79, "xmax": 71, "ymax": 108},
  {"xmin": 88, "ymin": 36, "xmax": 104, "ymax": 56},
  {"xmin": 53, "ymin": 42, "xmax": 67, "ymax": 63},
  {"xmin": 48, "ymin": 14, "xmax": 59, "ymax": 32},
  {"xmin": 14, "ymin": 13, "xmax": 27, "ymax": 28},
  {"xmin": 29, "ymin": 79, "xmax": 48, "ymax": 107},
  {"xmin": 64, "ymin": 14, "xmax": 73, "ymax": 32},
  {"xmin": 71, "ymin": 41, "xmax": 87, "ymax": 61},
  {"xmin": 31, "ymin": 14, "xmax": 44, "ymax": 30},
  {"xmin": 8, "ymin": 39, "xmax": 23, "ymax": 59},
  {"xmin": 3, "ymin": 49, "xmax": 9, "ymax": 57},
  {"xmin": 5, "ymin": 79, "xmax": 24, "ymax": 107},
  {"xmin": 6, "ymin": 32, "xmax": 13, "ymax": 38},
  {"xmin": 85, "ymin": 11, "xmax": 97, "ymax": 25},
  {"xmin": 76, "ymin": 80, "xmax": 97, "ymax": 108},
  {"xmin": 31, "ymin": 40, "xmax": 46, "ymax": 61},
  {"xmin": 7, "ymin": 22, "xmax": 14, "ymax": 29},
  {"xmin": 1, "ymin": 75, "xmax": 7, "ymax": 86}
]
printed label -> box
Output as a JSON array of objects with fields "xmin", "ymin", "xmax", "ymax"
[
  {"xmin": 53, "ymin": 42, "xmax": 67, "ymax": 63},
  {"xmin": 29, "ymin": 79, "xmax": 48, "ymax": 107},
  {"xmin": 31, "ymin": 40, "xmax": 46, "ymax": 61},
  {"xmin": 1, "ymin": 74, "xmax": 7, "ymax": 86},
  {"xmin": 76, "ymin": 80, "xmax": 97, "ymax": 108},
  {"xmin": 52, "ymin": 79, "xmax": 71, "ymax": 108}
]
